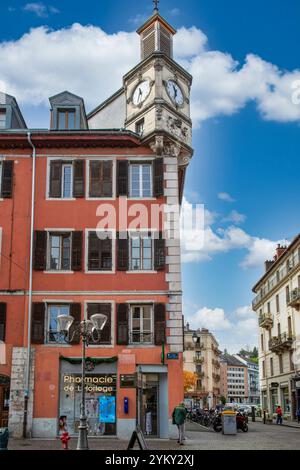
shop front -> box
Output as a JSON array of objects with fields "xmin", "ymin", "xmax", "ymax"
[
  {"xmin": 0, "ymin": 375, "xmax": 10, "ymax": 428},
  {"xmin": 59, "ymin": 358, "xmax": 117, "ymax": 436}
]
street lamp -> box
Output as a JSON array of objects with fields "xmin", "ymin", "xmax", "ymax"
[
  {"xmin": 57, "ymin": 313, "xmax": 107, "ymax": 450},
  {"xmin": 192, "ymin": 332, "xmax": 198, "ymax": 344}
]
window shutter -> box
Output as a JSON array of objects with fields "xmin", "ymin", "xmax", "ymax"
[
  {"xmin": 117, "ymin": 160, "xmax": 128, "ymax": 196},
  {"xmin": 87, "ymin": 303, "xmax": 111, "ymax": 344},
  {"xmin": 1, "ymin": 161, "xmax": 14, "ymax": 198},
  {"xmin": 89, "ymin": 161, "xmax": 101, "ymax": 197},
  {"xmin": 31, "ymin": 303, "xmax": 45, "ymax": 344},
  {"xmin": 154, "ymin": 232, "xmax": 165, "ymax": 271},
  {"xmin": 154, "ymin": 158, "xmax": 164, "ymax": 197},
  {"xmin": 71, "ymin": 231, "xmax": 83, "ymax": 271},
  {"xmin": 33, "ymin": 231, "xmax": 47, "ymax": 271},
  {"xmin": 117, "ymin": 303, "xmax": 128, "ymax": 345},
  {"xmin": 49, "ymin": 160, "xmax": 62, "ymax": 198},
  {"xmin": 0, "ymin": 303, "xmax": 7, "ymax": 342},
  {"xmin": 69, "ymin": 303, "xmax": 81, "ymax": 345},
  {"xmin": 117, "ymin": 232, "xmax": 129, "ymax": 271},
  {"xmin": 73, "ymin": 160, "xmax": 85, "ymax": 198},
  {"xmin": 154, "ymin": 303, "xmax": 166, "ymax": 345},
  {"xmin": 102, "ymin": 161, "xmax": 113, "ymax": 197}
]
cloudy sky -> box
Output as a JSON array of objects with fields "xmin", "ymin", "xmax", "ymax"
[{"xmin": 1, "ymin": 0, "xmax": 300, "ymax": 352}]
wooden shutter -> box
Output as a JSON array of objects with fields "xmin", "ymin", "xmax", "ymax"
[
  {"xmin": 89, "ymin": 161, "xmax": 101, "ymax": 197},
  {"xmin": 71, "ymin": 231, "xmax": 83, "ymax": 271},
  {"xmin": 117, "ymin": 303, "xmax": 129, "ymax": 345},
  {"xmin": 1, "ymin": 160, "xmax": 14, "ymax": 198},
  {"xmin": 117, "ymin": 232, "xmax": 129, "ymax": 271},
  {"xmin": 69, "ymin": 303, "xmax": 81, "ymax": 345},
  {"xmin": 89, "ymin": 161, "xmax": 113, "ymax": 197},
  {"xmin": 154, "ymin": 158, "xmax": 164, "ymax": 197},
  {"xmin": 33, "ymin": 231, "xmax": 47, "ymax": 271},
  {"xmin": 49, "ymin": 160, "xmax": 62, "ymax": 198},
  {"xmin": 87, "ymin": 303, "xmax": 111, "ymax": 344},
  {"xmin": 73, "ymin": 160, "xmax": 85, "ymax": 198},
  {"xmin": 102, "ymin": 161, "xmax": 113, "ymax": 197},
  {"xmin": 154, "ymin": 232, "xmax": 165, "ymax": 271},
  {"xmin": 117, "ymin": 160, "xmax": 128, "ymax": 196},
  {"xmin": 0, "ymin": 303, "xmax": 7, "ymax": 342},
  {"xmin": 31, "ymin": 303, "xmax": 45, "ymax": 344},
  {"xmin": 154, "ymin": 303, "xmax": 166, "ymax": 345}
]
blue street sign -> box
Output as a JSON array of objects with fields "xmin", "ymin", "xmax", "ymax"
[{"xmin": 167, "ymin": 353, "xmax": 179, "ymax": 360}]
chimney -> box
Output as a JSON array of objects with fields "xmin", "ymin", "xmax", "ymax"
[
  {"xmin": 275, "ymin": 244, "xmax": 287, "ymax": 261},
  {"xmin": 265, "ymin": 260, "xmax": 275, "ymax": 272}
]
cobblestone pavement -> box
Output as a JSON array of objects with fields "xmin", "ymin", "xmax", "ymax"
[{"xmin": 8, "ymin": 421, "xmax": 300, "ymax": 451}]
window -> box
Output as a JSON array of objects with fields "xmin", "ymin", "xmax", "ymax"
[
  {"xmin": 89, "ymin": 160, "xmax": 113, "ymax": 198},
  {"xmin": 267, "ymin": 302, "xmax": 270, "ymax": 313},
  {"xmin": 49, "ymin": 160, "xmax": 84, "ymax": 199},
  {"xmin": 262, "ymin": 360, "xmax": 265, "ymax": 378},
  {"xmin": 277, "ymin": 322, "xmax": 281, "ymax": 337},
  {"xmin": 279, "ymin": 354, "xmax": 283, "ymax": 374},
  {"xmin": 135, "ymin": 119, "xmax": 145, "ymax": 136},
  {"xmin": 286, "ymin": 286, "xmax": 290, "ymax": 303},
  {"xmin": 86, "ymin": 303, "xmax": 112, "ymax": 345},
  {"xmin": 62, "ymin": 164, "xmax": 73, "ymax": 198},
  {"xmin": 270, "ymin": 357, "xmax": 274, "ymax": 376},
  {"xmin": 261, "ymin": 333, "xmax": 264, "ymax": 351},
  {"xmin": 282, "ymin": 387, "xmax": 290, "ymax": 413},
  {"xmin": 48, "ymin": 233, "xmax": 71, "ymax": 270},
  {"xmin": 129, "ymin": 233, "xmax": 153, "ymax": 271},
  {"xmin": 288, "ymin": 317, "xmax": 292, "ymax": 337},
  {"xmin": 57, "ymin": 109, "xmax": 76, "ymax": 130},
  {"xmin": 47, "ymin": 304, "xmax": 70, "ymax": 344},
  {"xmin": 0, "ymin": 109, "xmax": 6, "ymax": 129},
  {"xmin": 130, "ymin": 305, "xmax": 153, "ymax": 344},
  {"xmin": 276, "ymin": 294, "xmax": 280, "ymax": 313},
  {"xmin": 129, "ymin": 163, "xmax": 152, "ymax": 198},
  {"xmin": 88, "ymin": 232, "xmax": 112, "ymax": 271}
]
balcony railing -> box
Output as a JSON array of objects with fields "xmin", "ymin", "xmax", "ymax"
[
  {"xmin": 212, "ymin": 359, "xmax": 220, "ymax": 368},
  {"xmin": 253, "ymin": 251, "xmax": 300, "ymax": 308},
  {"xmin": 259, "ymin": 312, "xmax": 274, "ymax": 329},
  {"xmin": 195, "ymin": 343, "xmax": 205, "ymax": 351},
  {"xmin": 194, "ymin": 356, "xmax": 204, "ymax": 364},
  {"xmin": 287, "ymin": 288, "xmax": 300, "ymax": 308},
  {"xmin": 269, "ymin": 333, "xmax": 294, "ymax": 353},
  {"xmin": 213, "ymin": 374, "xmax": 221, "ymax": 382},
  {"xmin": 196, "ymin": 371, "xmax": 205, "ymax": 378},
  {"xmin": 129, "ymin": 331, "xmax": 154, "ymax": 345}
]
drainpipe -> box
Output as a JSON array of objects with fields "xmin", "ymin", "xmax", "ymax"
[{"xmin": 23, "ymin": 132, "xmax": 36, "ymax": 438}]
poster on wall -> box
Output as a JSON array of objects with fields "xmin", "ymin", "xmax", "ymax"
[{"xmin": 99, "ymin": 396, "xmax": 116, "ymax": 423}]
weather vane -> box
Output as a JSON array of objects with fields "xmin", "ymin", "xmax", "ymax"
[{"xmin": 153, "ymin": 0, "xmax": 159, "ymax": 13}]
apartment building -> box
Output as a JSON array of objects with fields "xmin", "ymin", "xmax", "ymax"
[
  {"xmin": 234, "ymin": 355, "xmax": 260, "ymax": 405},
  {"xmin": 220, "ymin": 355, "xmax": 249, "ymax": 403},
  {"xmin": 252, "ymin": 237, "xmax": 300, "ymax": 420},
  {"xmin": 184, "ymin": 325, "xmax": 221, "ymax": 408},
  {"xmin": 0, "ymin": 8, "xmax": 194, "ymax": 438}
]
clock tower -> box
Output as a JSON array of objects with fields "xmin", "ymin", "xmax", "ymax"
[{"xmin": 124, "ymin": 6, "xmax": 193, "ymax": 165}]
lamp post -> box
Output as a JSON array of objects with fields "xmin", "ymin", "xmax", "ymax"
[
  {"xmin": 192, "ymin": 332, "xmax": 198, "ymax": 345},
  {"xmin": 57, "ymin": 313, "xmax": 107, "ymax": 451}
]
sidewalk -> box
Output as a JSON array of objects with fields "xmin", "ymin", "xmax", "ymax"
[{"xmin": 256, "ymin": 417, "xmax": 300, "ymax": 429}]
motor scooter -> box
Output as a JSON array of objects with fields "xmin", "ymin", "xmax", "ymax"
[{"xmin": 236, "ymin": 411, "xmax": 248, "ymax": 432}]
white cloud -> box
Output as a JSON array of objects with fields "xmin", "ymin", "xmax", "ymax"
[
  {"xmin": 235, "ymin": 305, "xmax": 255, "ymax": 317},
  {"xmin": 222, "ymin": 210, "xmax": 246, "ymax": 224},
  {"xmin": 23, "ymin": 3, "xmax": 59, "ymax": 18},
  {"xmin": 218, "ymin": 192, "xmax": 235, "ymax": 203},
  {"xmin": 188, "ymin": 307, "xmax": 231, "ymax": 331},
  {"xmin": 170, "ymin": 8, "xmax": 181, "ymax": 16}
]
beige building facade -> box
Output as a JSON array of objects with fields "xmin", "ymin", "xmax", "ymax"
[
  {"xmin": 184, "ymin": 325, "xmax": 221, "ymax": 408},
  {"xmin": 252, "ymin": 235, "xmax": 300, "ymax": 420}
]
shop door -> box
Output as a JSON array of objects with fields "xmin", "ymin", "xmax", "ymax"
[
  {"xmin": 139, "ymin": 374, "xmax": 159, "ymax": 437},
  {"xmin": 0, "ymin": 382, "xmax": 10, "ymax": 428}
]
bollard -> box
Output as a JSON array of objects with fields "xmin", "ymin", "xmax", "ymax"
[
  {"xmin": 263, "ymin": 410, "xmax": 266, "ymax": 424},
  {"xmin": 251, "ymin": 406, "xmax": 256, "ymax": 422},
  {"xmin": 0, "ymin": 428, "xmax": 9, "ymax": 451}
]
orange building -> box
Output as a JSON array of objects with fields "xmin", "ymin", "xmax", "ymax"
[{"xmin": 0, "ymin": 9, "xmax": 193, "ymax": 439}]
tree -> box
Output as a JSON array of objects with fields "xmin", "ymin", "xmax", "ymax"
[
  {"xmin": 183, "ymin": 370, "xmax": 197, "ymax": 394},
  {"xmin": 220, "ymin": 395, "xmax": 226, "ymax": 405}
]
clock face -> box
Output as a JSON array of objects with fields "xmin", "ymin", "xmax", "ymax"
[
  {"xmin": 166, "ymin": 80, "xmax": 184, "ymax": 106},
  {"xmin": 132, "ymin": 80, "xmax": 151, "ymax": 106}
]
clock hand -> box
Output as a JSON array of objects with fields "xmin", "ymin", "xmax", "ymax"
[
  {"xmin": 138, "ymin": 88, "xmax": 142, "ymax": 103},
  {"xmin": 173, "ymin": 84, "xmax": 177, "ymax": 99}
]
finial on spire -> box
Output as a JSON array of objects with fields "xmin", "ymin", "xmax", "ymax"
[{"xmin": 153, "ymin": 0, "xmax": 159, "ymax": 13}]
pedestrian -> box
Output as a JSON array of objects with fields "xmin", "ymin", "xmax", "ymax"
[
  {"xmin": 172, "ymin": 402, "xmax": 187, "ymax": 445},
  {"xmin": 275, "ymin": 405, "xmax": 283, "ymax": 425},
  {"xmin": 296, "ymin": 407, "xmax": 300, "ymax": 424}
]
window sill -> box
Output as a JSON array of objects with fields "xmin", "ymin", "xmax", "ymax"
[
  {"xmin": 128, "ymin": 344, "xmax": 155, "ymax": 348},
  {"xmin": 126, "ymin": 271, "xmax": 157, "ymax": 274},
  {"xmin": 43, "ymin": 270, "xmax": 75, "ymax": 274},
  {"xmin": 128, "ymin": 197, "xmax": 157, "ymax": 201},
  {"xmin": 85, "ymin": 270, "xmax": 115, "ymax": 274},
  {"xmin": 46, "ymin": 198, "xmax": 76, "ymax": 201},
  {"xmin": 86, "ymin": 197, "xmax": 116, "ymax": 201},
  {"xmin": 42, "ymin": 344, "xmax": 72, "ymax": 348},
  {"xmin": 85, "ymin": 344, "xmax": 114, "ymax": 349}
]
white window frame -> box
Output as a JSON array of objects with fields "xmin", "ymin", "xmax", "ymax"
[
  {"xmin": 84, "ymin": 300, "xmax": 115, "ymax": 348},
  {"xmin": 61, "ymin": 163, "xmax": 73, "ymax": 199},
  {"xmin": 46, "ymin": 231, "xmax": 73, "ymax": 272},
  {"xmin": 129, "ymin": 162, "xmax": 153, "ymax": 198},
  {"xmin": 85, "ymin": 228, "xmax": 115, "ymax": 274},
  {"xmin": 46, "ymin": 303, "xmax": 71, "ymax": 345},
  {"xmin": 128, "ymin": 230, "xmax": 155, "ymax": 273},
  {"xmin": 86, "ymin": 157, "xmax": 116, "ymax": 200},
  {"xmin": 129, "ymin": 304, "xmax": 154, "ymax": 345},
  {"xmin": 46, "ymin": 157, "xmax": 76, "ymax": 201}
]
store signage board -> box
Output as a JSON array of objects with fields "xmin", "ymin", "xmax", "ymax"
[
  {"xmin": 120, "ymin": 374, "xmax": 136, "ymax": 388},
  {"xmin": 167, "ymin": 353, "xmax": 179, "ymax": 360}
]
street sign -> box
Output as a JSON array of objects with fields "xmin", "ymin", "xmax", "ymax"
[{"xmin": 167, "ymin": 353, "xmax": 179, "ymax": 360}]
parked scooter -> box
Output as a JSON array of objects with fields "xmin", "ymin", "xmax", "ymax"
[
  {"xmin": 213, "ymin": 413, "xmax": 222, "ymax": 433},
  {"xmin": 236, "ymin": 411, "xmax": 249, "ymax": 432}
]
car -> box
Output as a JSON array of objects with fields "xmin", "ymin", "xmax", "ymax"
[{"xmin": 237, "ymin": 405, "xmax": 252, "ymax": 415}]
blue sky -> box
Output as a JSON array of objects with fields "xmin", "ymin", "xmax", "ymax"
[{"xmin": 1, "ymin": 0, "xmax": 300, "ymax": 351}]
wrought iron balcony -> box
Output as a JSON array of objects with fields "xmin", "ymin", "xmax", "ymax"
[
  {"xmin": 195, "ymin": 343, "xmax": 205, "ymax": 351},
  {"xmin": 269, "ymin": 333, "xmax": 294, "ymax": 353},
  {"xmin": 287, "ymin": 288, "xmax": 300, "ymax": 309},
  {"xmin": 259, "ymin": 312, "xmax": 273, "ymax": 329},
  {"xmin": 196, "ymin": 371, "xmax": 205, "ymax": 378},
  {"xmin": 213, "ymin": 373, "xmax": 221, "ymax": 382},
  {"xmin": 129, "ymin": 331, "xmax": 154, "ymax": 345},
  {"xmin": 194, "ymin": 356, "xmax": 204, "ymax": 364}
]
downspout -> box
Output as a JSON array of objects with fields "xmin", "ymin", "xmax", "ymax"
[{"xmin": 23, "ymin": 132, "xmax": 36, "ymax": 438}]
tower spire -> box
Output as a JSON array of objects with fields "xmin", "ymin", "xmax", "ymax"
[{"xmin": 153, "ymin": 0, "xmax": 159, "ymax": 13}]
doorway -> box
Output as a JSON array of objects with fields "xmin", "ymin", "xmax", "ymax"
[
  {"xmin": 139, "ymin": 374, "xmax": 159, "ymax": 437},
  {"xmin": 0, "ymin": 376, "xmax": 10, "ymax": 428}
]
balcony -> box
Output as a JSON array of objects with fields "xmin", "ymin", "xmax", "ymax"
[
  {"xmin": 195, "ymin": 343, "xmax": 205, "ymax": 351},
  {"xmin": 287, "ymin": 288, "xmax": 300, "ymax": 309},
  {"xmin": 269, "ymin": 333, "xmax": 294, "ymax": 353},
  {"xmin": 194, "ymin": 356, "xmax": 204, "ymax": 364},
  {"xmin": 213, "ymin": 373, "xmax": 221, "ymax": 382},
  {"xmin": 196, "ymin": 371, "xmax": 205, "ymax": 378},
  {"xmin": 212, "ymin": 359, "xmax": 220, "ymax": 368},
  {"xmin": 212, "ymin": 345, "xmax": 222, "ymax": 355},
  {"xmin": 259, "ymin": 312, "xmax": 273, "ymax": 330}
]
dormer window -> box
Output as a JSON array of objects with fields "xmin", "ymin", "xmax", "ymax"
[
  {"xmin": 0, "ymin": 109, "xmax": 6, "ymax": 129},
  {"xmin": 58, "ymin": 108, "xmax": 76, "ymax": 130}
]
